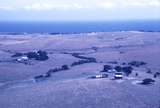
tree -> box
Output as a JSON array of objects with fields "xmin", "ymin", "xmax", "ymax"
[
  {"xmin": 103, "ymin": 65, "xmax": 113, "ymax": 72},
  {"xmin": 114, "ymin": 66, "xmax": 122, "ymax": 72}
]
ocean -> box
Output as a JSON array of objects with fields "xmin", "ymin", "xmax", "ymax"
[{"xmin": 0, "ymin": 20, "xmax": 160, "ymax": 33}]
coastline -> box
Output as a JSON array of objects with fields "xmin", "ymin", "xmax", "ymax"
[{"xmin": 0, "ymin": 30, "xmax": 160, "ymax": 37}]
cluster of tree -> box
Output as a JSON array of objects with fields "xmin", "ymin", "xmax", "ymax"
[
  {"xmin": 72, "ymin": 53, "xmax": 96, "ymax": 61},
  {"xmin": 34, "ymin": 65, "xmax": 69, "ymax": 82},
  {"xmin": 128, "ymin": 61, "xmax": 147, "ymax": 67},
  {"xmin": 12, "ymin": 50, "xmax": 49, "ymax": 61},
  {"xmin": 154, "ymin": 72, "xmax": 160, "ymax": 78},
  {"xmin": 71, "ymin": 59, "xmax": 96, "ymax": 67},
  {"xmin": 114, "ymin": 66, "xmax": 133, "ymax": 76},
  {"xmin": 69, "ymin": 53, "xmax": 97, "ymax": 66},
  {"xmin": 101, "ymin": 65, "xmax": 113, "ymax": 72},
  {"xmin": 34, "ymin": 74, "xmax": 50, "ymax": 82},
  {"xmin": 102, "ymin": 65, "xmax": 133, "ymax": 76},
  {"xmin": 140, "ymin": 78, "xmax": 155, "ymax": 85},
  {"xmin": 47, "ymin": 65, "xmax": 69, "ymax": 74},
  {"xmin": 27, "ymin": 50, "xmax": 49, "ymax": 61}
]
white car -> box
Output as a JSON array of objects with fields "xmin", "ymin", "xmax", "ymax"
[{"xmin": 114, "ymin": 72, "xmax": 123, "ymax": 79}]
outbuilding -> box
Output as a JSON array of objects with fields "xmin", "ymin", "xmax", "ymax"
[{"xmin": 17, "ymin": 56, "xmax": 29, "ymax": 62}]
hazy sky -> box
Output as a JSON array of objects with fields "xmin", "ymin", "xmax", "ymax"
[{"xmin": 0, "ymin": 0, "xmax": 160, "ymax": 21}]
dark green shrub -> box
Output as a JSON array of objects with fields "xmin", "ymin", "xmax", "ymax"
[{"xmin": 141, "ymin": 78, "xmax": 155, "ymax": 85}]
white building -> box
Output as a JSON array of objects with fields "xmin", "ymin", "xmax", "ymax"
[{"xmin": 17, "ymin": 56, "xmax": 29, "ymax": 62}]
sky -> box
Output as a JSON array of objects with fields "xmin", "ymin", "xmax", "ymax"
[{"xmin": 0, "ymin": 0, "xmax": 160, "ymax": 21}]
